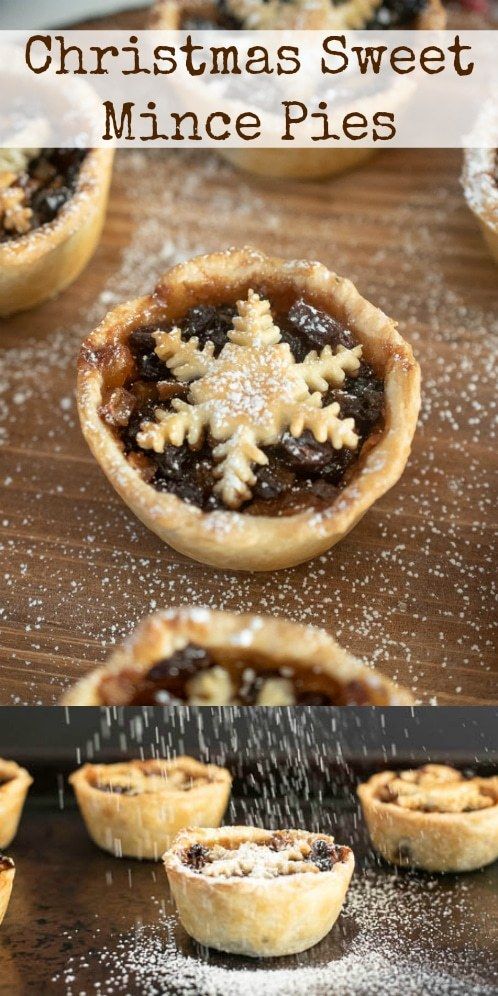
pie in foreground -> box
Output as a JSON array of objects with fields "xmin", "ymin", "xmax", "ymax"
[
  {"xmin": 61, "ymin": 607, "xmax": 413, "ymax": 706},
  {"xmin": 0, "ymin": 759, "xmax": 33, "ymax": 850},
  {"xmin": 77, "ymin": 248, "xmax": 420, "ymax": 570},
  {"xmin": 164, "ymin": 825, "xmax": 354, "ymax": 956},
  {"xmin": 69, "ymin": 756, "xmax": 232, "ymax": 860},
  {"xmin": 0, "ymin": 856, "xmax": 15, "ymax": 927},
  {"xmin": 358, "ymin": 764, "xmax": 498, "ymax": 872}
]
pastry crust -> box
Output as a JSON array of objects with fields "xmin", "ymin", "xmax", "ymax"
[
  {"xmin": 0, "ymin": 759, "xmax": 33, "ymax": 850},
  {"xmin": 0, "ymin": 148, "xmax": 114, "ymax": 316},
  {"xmin": 164, "ymin": 825, "xmax": 355, "ymax": 956},
  {"xmin": 0, "ymin": 857, "xmax": 15, "ymax": 927},
  {"xmin": 69, "ymin": 756, "xmax": 232, "ymax": 860},
  {"xmin": 149, "ymin": 0, "xmax": 445, "ymax": 180},
  {"xmin": 61, "ymin": 606, "xmax": 414, "ymax": 706},
  {"xmin": 462, "ymin": 105, "xmax": 498, "ymax": 265},
  {"xmin": 358, "ymin": 766, "xmax": 498, "ymax": 873},
  {"xmin": 77, "ymin": 247, "xmax": 420, "ymax": 571}
]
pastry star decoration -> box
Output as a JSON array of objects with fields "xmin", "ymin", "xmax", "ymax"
[{"xmin": 136, "ymin": 290, "xmax": 362, "ymax": 509}]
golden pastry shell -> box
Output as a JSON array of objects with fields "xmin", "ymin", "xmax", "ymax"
[
  {"xmin": 358, "ymin": 769, "xmax": 498, "ymax": 873},
  {"xmin": 0, "ymin": 148, "xmax": 114, "ymax": 316},
  {"xmin": 69, "ymin": 756, "xmax": 232, "ymax": 860},
  {"xmin": 0, "ymin": 858, "xmax": 15, "ymax": 927},
  {"xmin": 164, "ymin": 825, "xmax": 355, "ymax": 957},
  {"xmin": 0, "ymin": 759, "xmax": 33, "ymax": 850},
  {"xmin": 77, "ymin": 247, "xmax": 421, "ymax": 571}
]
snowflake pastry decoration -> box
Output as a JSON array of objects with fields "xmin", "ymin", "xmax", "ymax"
[{"xmin": 136, "ymin": 290, "xmax": 362, "ymax": 509}]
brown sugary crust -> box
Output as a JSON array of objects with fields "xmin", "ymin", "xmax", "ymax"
[
  {"xmin": 60, "ymin": 606, "xmax": 414, "ymax": 706},
  {"xmin": 0, "ymin": 859, "xmax": 15, "ymax": 927},
  {"xmin": 0, "ymin": 759, "xmax": 33, "ymax": 850},
  {"xmin": 164, "ymin": 824, "xmax": 355, "ymax": 956},
  {"xmin": 77, "ymin": 247, "xmax": 420, "ymax": 571},
  {"xmin": 358, "ymin": 769, "xmax": 498, "ymax": 872},
  {"xmin": 69, "ymin": 756, "xmax": 232, "ymax": 860},
  {"xmin": 0, "ymin": 148, "xmax": 114, "ymax": 316}
]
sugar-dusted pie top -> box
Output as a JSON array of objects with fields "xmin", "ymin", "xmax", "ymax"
[
  {"xmin": 376, "ymin": 765, "xmax": 498, "ymax": 814},
  {"xmin": 84, "ymin": 758, "xmax": 219, "ymax": 796},
  {"xmin": 180, "ymin": 829, "xmax": 350, "ymax": 878},
  {"xmin": 462, "ymin": 103, "xmax": 498, "ymax": 233},
  {"xmin": 100, "ymin": 289, "xmax": 384, "ymax": 516}
]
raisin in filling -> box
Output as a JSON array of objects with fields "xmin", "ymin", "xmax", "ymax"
[
  {"xmin": 105, "ymin": 298, "xmax": 383, "ymax": 516},
  {"xmin": 0, "ymin": 149, "xmax": 87, "ymax": 242},
  {"xmin": 98, "ymin": 642, "xmax": 375, "ymax": 706},
  {"xmin": 0, "ymin": 854, "xmax": 14, "ymax": 871}
]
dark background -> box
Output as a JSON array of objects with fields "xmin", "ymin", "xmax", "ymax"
[{"xmin": 0, "ymin": 707, "xmax": 496, "ymax": 770}]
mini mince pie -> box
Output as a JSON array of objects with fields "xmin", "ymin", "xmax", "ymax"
[
  {"xmin": 0, "ymin": 759, "xmax": 33, "ymax": 850},
  {"xmin": 462, "ymin": 104, "xmax": 498, "ymax": 266},
  {"xmin": 0, "ymin": 855, "xmax": 15, "ymax": 927},
  {"xmin": 164, "ymin": 825, "xmax": 355, "ymax": 957},
  {"xmin": 77, "ymin": 248, "xmax": 420, "ymax": 571},
  {"xmin": 61, "ymin": 607, "xmax": 413, "ymax": 706},
  {"xmin": 69, "ymin": 756, "xmax": 232, "ymax": 860},
  {"xmin": 0, "ymin": 147, "xmax": 114, "ymax": 316},
  {"xmin": 149, "ymin": 0, "xmax": 446, "ymax": 180},
  {"xmin": 358, "ymin": 764, "xmax": 498, "ymax": 873}
]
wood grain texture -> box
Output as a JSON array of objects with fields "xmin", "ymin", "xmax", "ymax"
[{"xmin": 0, "ymin": 10, "xmax": 496, "ymax": 706}]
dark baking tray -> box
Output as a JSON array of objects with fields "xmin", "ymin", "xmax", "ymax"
[{"xmin": 1, "ymin": 758, "xmax": 497, "ymax": 996}]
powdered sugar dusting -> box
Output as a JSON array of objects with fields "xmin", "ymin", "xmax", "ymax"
[{"xmin": 54, "ymin": 869, "xmax": 496, "ymax": 995}]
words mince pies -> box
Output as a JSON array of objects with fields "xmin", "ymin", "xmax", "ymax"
[
  {"xmin": 164, "ymin": 825, "xmax": 355, "ymax": 956},
  {"xmin": 77, "ymin": 248, "xmax": 420, "ymax": 571},
  {"xmin": 358, "ymin": 764, "xmax": 498, "ymax": 872},
  {"xmin": 69, "ymin": 756, "xmax": 232, "ymax": 860},
  {"xmin": 0, "ymin": 147, "xmax": 114, "ymax": 316},
  {"xmin": 0, "ymin": 856, "xmax": 15, "ymax": 927},
  {"xmin": 0, "ymin": 759, "xmax": 33, "ymax": 850},
  {"xmin": 61, "ymin": 607, "xmax": 413, "ymax": 706}
]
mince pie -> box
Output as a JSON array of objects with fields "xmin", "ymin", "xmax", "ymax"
[
  {"xmin": 77, "ymin": 248, "xmax": 420, "ymax": 570},
  {"xmin": 358, "ymin": 765, "xmax": 498, "ymax": 872},
  {"xmin": 0, "ymin": 147, "xmax": 114, "ymax": 315},
  {"xmin": 0, "ymin": 759, "xmax": 33, "ymax": 850},
  {"xmin": 69, "ymin": 756, "xmax": 232, "ymax": 860},
  {"xmin": 0, "ymin": 855, "xmax": 15, "ymax": 927},
  {"xmin": 61, "ymin": 607, "xmax": 413, "ymax": 706},
  {"xmin": 149, "ymin": 0, "xmax": 445, "ymax": 180},
  {"xmin": 164, "ymin": 825, "xmax": 354, "ymax": 956},
  {"xmin": 164, "ymin": 827, "xmax": 354, "ymax": 958},
  {"xmin": 462, "ymin": 104, "xmax": 498, "ymax": 266}
]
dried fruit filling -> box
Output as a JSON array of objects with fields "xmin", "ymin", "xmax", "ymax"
[
  {"xmin": 97, "ymin": 641, "xmax": 374, "ymax": 706},
  {"xmin": 103, "ymin": 296, "xmax": 384, "ymax": 515},
  {"xmin": 182, "ymin": 833, "xmax": 349, "ymax": 878},
  {"xmin": 0, "ymin": 149, "xmax": 87, "ymax": 241},
  {"xmin": 0, "ymin": 855, "xmax": 14, "ymax": 871}
]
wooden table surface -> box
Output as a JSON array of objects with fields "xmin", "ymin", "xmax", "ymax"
[{"xmin": 0, "ymin": 10, "xmax": 497, "ymax": 706}]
